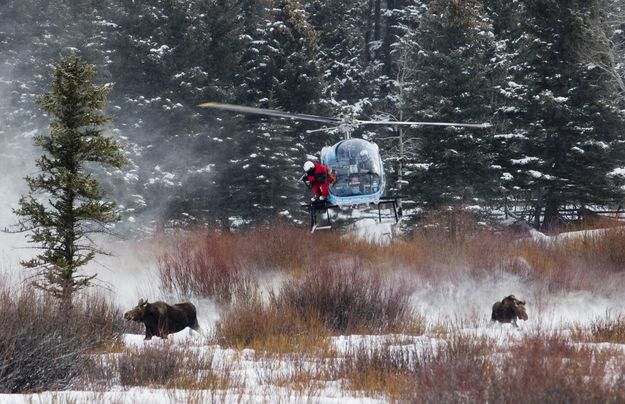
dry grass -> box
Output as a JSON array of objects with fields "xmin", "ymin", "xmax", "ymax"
[
  {"xmin": 215, "ymin": 292, "xmax": 332, "ymax": 354},
  {"xmin": 331, "ymin": 330, "xmax": 625, "ymax": 403},
  {"xmin": 572, "ymin": 314, "xmax": 625, "ymax": 344},
  {"xmin": 115, "ymin": 344, "xmax": 231, "ymax": 390},
  {"xmin": 338, "ymin": 343, "xmax": 421, "ymax": 401},
  {"xmin": 558, "ymin": 229, "xmax": 625, "ymax": 272}
]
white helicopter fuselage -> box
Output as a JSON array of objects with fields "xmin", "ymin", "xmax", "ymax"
[{"xmin": 320, "ymin": 138, "xmax": 385, "ymax": 206}]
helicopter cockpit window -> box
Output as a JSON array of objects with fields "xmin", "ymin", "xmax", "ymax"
[{"xmin": 324, "ymin": 139, "xmax": 382, "ymax": 197}]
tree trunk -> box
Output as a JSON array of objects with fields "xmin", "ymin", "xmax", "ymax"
[
  {"xmin": 374, "ymin": 0, "xmax": 381, "ymax": 42},
  {"xmin": 382, "ymin": 0, "xmax": 396, "ymax": 75},
  {"xmin": 364, "ymin": 0, "xmax": 376, "ymax": 62},
  {"xmin": 61, "ymin": 279, "xmax": 74, "ymax": 311},
  {"xmin": 532, "ymin": 203, "xmax": 542, "ymax": 229},
  {"xmin": 542, "ymin": 192, "xmax": 560, "ymax": 232}
]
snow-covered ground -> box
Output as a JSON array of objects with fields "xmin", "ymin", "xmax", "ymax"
[
  {"xmin": 2, "ymin": 319, "xmax": 622, "ymax": 403},
  {"xmin": 0, "ymin": 326, "xmax": 566, "ymax": 403},
  {"xmin": 2, "ymin": 221, "xmax": 625, "ymax": 402}
]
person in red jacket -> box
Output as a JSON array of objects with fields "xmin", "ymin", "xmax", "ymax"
[{"xmin": 302, "ymin": 160, "xmax": 334, "ymax": 201}]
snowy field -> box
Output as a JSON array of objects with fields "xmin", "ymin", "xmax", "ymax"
[
  {"xmin": 0, "ymin": 329, "xmax": 536, "ymax": 404},
  {"xmin": 2, "ymin": 223, "xmax": 625, "ymax": 402}
]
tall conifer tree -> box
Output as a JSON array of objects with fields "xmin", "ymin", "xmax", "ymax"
[
  {"xmin": 217, "ymin": 0, "xmax": 323, "ymax": 225},
  {"xmin": 508, "ymin": 0, "xmax": 625, "ymax": 229},
  {"xmin": 14, "ymin": 55, "xmax": 127, "ymax": 306},
  {"xmin": 406, "ymin": 0, "xmax": 498, "ymax": 208}
]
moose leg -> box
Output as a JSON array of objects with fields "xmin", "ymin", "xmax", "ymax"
[{"xmin": 157, "ymin": 324, "xmax": 169, "ymax": 339}]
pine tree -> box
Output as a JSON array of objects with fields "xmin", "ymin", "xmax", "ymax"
[
  {"xmin": 405, "ymin": 0, "xmax": 498, "ymax": 209},
  {"xmin": 483, "ymin": 0, "xmax": 528, "ymax": 216},
  {"xmin": 216, "ymin": 0, "xmax": 323, "ymax": 226},
  {"xmin": 508, "ymin": 0, "xmax": 625, "ymax": 229},
  {"xmin": 0, "ymin": 0, "xmax": 110, "ymax": 138},
  {"xmin": 366, "ymin": 2, "xmax": 426, "ymax": 198},
  {"xmin": 306, "ymin": 0, "xmax": 370, "ymax": 105},
  {"xmin": 14, "ymin": 55, "xmax": 127, "ymax": 306}
]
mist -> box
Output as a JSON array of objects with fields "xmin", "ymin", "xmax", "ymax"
[
  {"xmin": 409, "ymin": 270, "xmax": 625, "ymax": 329},
  {"xmin": 0, "ymin": 64, "xmax": 38, "ymax": 284}
]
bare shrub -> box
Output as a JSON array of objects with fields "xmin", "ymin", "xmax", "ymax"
[
  {"xmin": 398, "ymin": 334, "xmax": 495, "ymax": 403},
  {"xmin": 338, "ymin": 343, "xmax": 418, "ymax": 400},
  {"xmin": 464, "ymin": 231, "xmax": 518, "ymax": 273},
  {"xmin": 0, "ymin": 284, "xmax": 122, "ymax": 393},
  {"xmin": 117, "ymin": 344, "xmax": 184, "ymax": 386},
  {"xmin": 158, "ymin": 226, "xmax": 401, "ymax": 278},
  {"xmin": 83, "ymin": 343, "xmax": 231, "ymax": 391},
  {"xmin": 77, "ymin": 355, "xmax": 118, "ymax": 391},
  {"xmin": 215, "ymin": 292, "xmax": 330, "ymax": 353},
  {"xmin": 586, "ymin": 314, "xmax": 625, "ymax": 344},
  {"xmin": 158, "ymin": 231, "xmax": 255, "ymax": 302},
  {"xmin": 337, "ymin": 334, "xmax": 494, "ymax": 402},
  {"xmin": 560, "ymin": 229, "xmax": 625, "ymax": 272},
  {"xmin": 507, "ymin": 229, "xmax": 625, "ymax": 293},
  {"xmin": 336, "ymin": 332, "xmax": 625, "ymax": 403},
  {"xmin": 216, "ymin": 264, "xmax": 415, "ymax": 349},
  {"xmin": 486, "ymin": 333, "xmax": 623, "ymax": 403},
  {"xmin": 233, "ymin": 223, "xmax": 314, "ymax": 271},
  {"xmin": 277, "ymin": 264, "xmax": 413, "ymax": 334},
  {"xmin": 75, "ymin": 292, "xmax": 140, "ymax": 342}
]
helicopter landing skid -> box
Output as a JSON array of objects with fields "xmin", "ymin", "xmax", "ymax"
[
  {"xmin": 376, "ymin": 196, "xmax": 402, "ymax": 224},
  {"xmin": 302, "ymin": 196, "xmax": 402, "ymax": 233},
  {"xmin": 302, "ymin": 200, "xmax": 337, "ymax": 232}
]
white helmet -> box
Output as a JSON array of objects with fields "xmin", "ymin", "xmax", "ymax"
[{"xmin": 303, "ymin": 161, "xmax": 315, "ymax": 172}]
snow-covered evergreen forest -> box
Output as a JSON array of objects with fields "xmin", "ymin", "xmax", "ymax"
[
  {"xmin": 3, "ymin": 0, "xmax": 625, "ymax": 232},
  {"xmin": 6, "ymin": 2, "xmax": 625, "ymax": 402}
]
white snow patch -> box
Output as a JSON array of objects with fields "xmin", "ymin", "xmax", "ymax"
[
  {"xmin": 349, "ymin": 218, "xmax": 393, "ymax": 245},
  {"xmin": 608, "ymin": 167, "xmax": 625, "ymax": 177},
  {"xmin": 511, "ymin": 156, "xmax": 539, "ymax": 165}
]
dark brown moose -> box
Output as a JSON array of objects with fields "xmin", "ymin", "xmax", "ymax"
[
  {"xmin": 491, "ymin": 295, "xmax": 528, "ymax": 327},
  {"xmin": 124, "ymin": 298, "xmax": 200, "ymax": 340}
]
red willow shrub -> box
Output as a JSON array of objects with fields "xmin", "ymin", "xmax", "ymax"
[
  {"xmin": 158, "ymin": 224, "xmax": 625, "ymax": 308},
  {"xmin": 158, "ymin": 231, "xmax": 254, "ymax": 302},
  {"xmin": 276, "ymin": 263, "xmax": 413, "ymax": 334},
  {"xmin": 337, "ymin": 332, "xmax": 625, "ymax": 403},
  {"xmin": 215, "ymin": 262, "xmax": 414, "ymax": 346}
]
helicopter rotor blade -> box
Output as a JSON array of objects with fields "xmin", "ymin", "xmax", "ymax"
[
  {"xmin": 356, "ymin": 120, "xmax": 491, "ymax": 128},
  {"xmin": 198, "ymin": 102, "xmax": 341, "ymax": 125}
]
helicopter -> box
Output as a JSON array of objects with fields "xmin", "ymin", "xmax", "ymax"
[{"xmin": 198, "ymin": 102, "xmax": 491, "ymax": 231}]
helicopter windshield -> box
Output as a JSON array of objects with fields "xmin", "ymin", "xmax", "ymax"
[{"xmin": 322, "ymin": 139, "xmax": 382, "ymax": 198}]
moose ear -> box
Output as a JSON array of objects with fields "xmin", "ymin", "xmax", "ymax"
[{"xmin": 138, "ymin": 298, "xmax": 147, "ymax": 306}]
